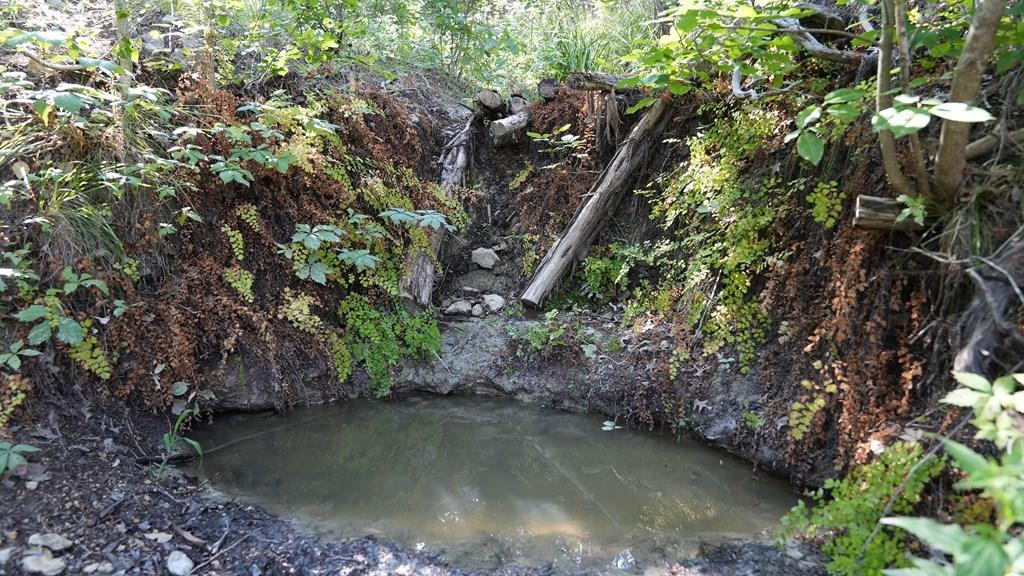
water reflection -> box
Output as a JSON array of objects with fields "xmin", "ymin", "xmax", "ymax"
[{"xmin": 190, "ymin": 396, "xmax": 795, "ymax": 570}]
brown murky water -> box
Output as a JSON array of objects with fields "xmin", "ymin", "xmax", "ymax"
[{"xmin": 190, "ymin": 396, "xmax": 795, "ymax": 571}]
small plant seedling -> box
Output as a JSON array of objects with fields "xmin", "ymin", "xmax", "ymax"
[{"xmin": 0, "ymin": 441, "xmax": 40, "ymax": 477}]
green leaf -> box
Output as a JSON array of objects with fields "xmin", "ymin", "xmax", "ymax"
[
  {"xmin": 12, "ymin": 444, "xmax": 39, "ymax": 453},
  {"xmin": 27, "ymin": 322, "xmax": 52, "ymax": 346},
  {"xmin": 56, "ymin": 317, "xmax": 84, "ymax": 345},
  {"xmin": 16, "ymin": 304, "xmax": 49, "ymax": 323},
  {"xmin": 953, "ymin": 372, "xmax": 992, "ymax": 393},
  {"xmin": 873, "ymin": 107, "xmax": 932, "ymax": 138},
  {"xmin": 958, "ymin": 535, "xmax": 1009, "ymax": 576},
  {"xmin": 942, "ymin": 439, "xmax": 987, "ymax": 475},
  {"xmin": 796, "ymin": 131, "xmax": 824, "ymax": 165},
  {"xmin": 626, "ymin": 97, "xmax": 656, "ymax": 115},
  {"xmin": 881, "ymin": 517, "xmax": 967, "ymax": 555},
  {"xmin": 942, "ymin": 388, "xmax": 985, "ymax": 407},
  {"xmin": 929, "ymin": 103, "xmax": 993, "ymax": 123},
  {"xmin": 796, "ymin": 105, "xmax": 821, "ymax": 129},
  {"xmin": 52, "ymin": 92, "xmax": 84, "ymax": 114},
  {"xmin": 6, "ymin": 354, "xmax": 20, "ymax": 371},
  {"xmin": 824, "ymin": 88, "xmax": 866, "ymax": 105},
  {"xmin": 170, "ymin": 381, "xmax": 189, "ymax": 396}
]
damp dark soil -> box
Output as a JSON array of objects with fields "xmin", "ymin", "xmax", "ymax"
[{"xmin": 1, "ymin": 397, "xmax": 825, "ymax": 576}]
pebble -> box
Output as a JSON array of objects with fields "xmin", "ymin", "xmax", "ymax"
[
  {"xmin": 28, "ymin": 533, "xmax": 73, "ymax": 552},
  {"xmin": 167, "ymin": 550, "xmax": 194, "ymax": 576},
  {"xmin": 0, "ymin": 547, "xmax": 13, "ymax": 566},
  {"xmin": 471, "ymin": 304, "xmax": 484, "ymax": 317},
  {"xmin": 444, "ymin": 300, "xmax": 473, "ymax": 316},
  {"xmin": 470, "ymin": 247, "xmax": 500, "ymax": 270},
  {"xmin": 482, "ymin": 294, "xmax": 505, "ymax": 313},
  {"xmin": 22, "ymin": 554, "xmax": 66, "ymax": 575},
  {"xmin": 83, "ymin": 561, "xmax": 114, "ymax": 573}
]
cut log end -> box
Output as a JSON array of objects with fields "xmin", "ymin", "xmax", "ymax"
[
  {"xmin": 852, "ymin": 195, "xmax": 923, "ymax": 231},
  {"xmin": 538, "ymin": 79, "xmax": 559, "ymax": 100},
  {"xmin": 474, "ymin": 89, "xmax": 505, "ymax": 117}
]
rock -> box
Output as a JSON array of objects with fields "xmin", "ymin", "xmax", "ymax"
[
  {"xmin": 444, "ymin": 300, "xmax": 473, "ymax": 316},
  {"xmin": 28, "ymin": 533, "xmax": 73, "ymax": 552},
  {"xmin": 460, "ymin": 286, "xmax": 480, "ymax": 294},
  {"xmin": 167, "ymin": 550, "xmax": 194, "ymax": 576},
  {"xmin": 482, "ymin": 294, "xmax": 505, "ymax": 313},
  {"xmin": 471, "ymin": 304, "xmax": 484, "ymax": 317},
  {"xmin": 22, "ymin": 554, "xmax": 66, "ymax": 575},
  {"xmin": 0, "ymin": 547, "xmax": 13, "ymax": 566},
  {"xmin": 471, "ymin": 247, "xmax": 500, "ymax": 270}
]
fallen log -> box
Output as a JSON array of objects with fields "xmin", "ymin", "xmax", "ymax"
[
  {"xmin": 521, "ymin": 96, "xmax": 672, "ymax": 307},
  {"xmin": 474, "ymin": 89, "xmax": 505, "ymax": 117},
  {"xmin": 852, "ymin": 195, "xmax": 923, "ymax": 231},
  {"xmin": 566, "ymin": 72, "xmax": 630, "ymax": 92},
  {"xmin": 965, "ymin": 126, "xmax": 1024, "ymax": 160},
  {"xmin": 490, "ymin": 111, "xmax": 530, "ymax": 147},
  {"xmin": 399, "ymin": 116, "xmax": 473, "ymax": 309}
]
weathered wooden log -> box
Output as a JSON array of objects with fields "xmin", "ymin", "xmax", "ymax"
[
  {"xmin": 473, "ymin": 89, "xmax": 505, "ymax": 117},
  {"xmin": 965, "ymin": 126, "xmax": 1024, "ymax": 160},
  {"xmin": 520, "ymin": 97, "xmax": 672, "ymax": 307},
  {"xmin": 566, "ymin": 72, "xmax": 631, "ymax": 92},
  {"xmin": 508, "ymin": 95, "xmax": 529, "ymax": 114},
  {"xmin": 538, "ymin": 78, "xmax": 559, "ymax": 100},
  {"xmin": 399, "ymin": 116, "xmax": 473, "ymax": 309},
  {"xmin": 489, "ymin": 112, "xmax": 531, "ymax": 147},
  {"xmin": 852, "ymin": 195, "xmax": 923, "ymax": 231}
]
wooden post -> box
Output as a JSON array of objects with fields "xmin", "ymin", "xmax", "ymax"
[
  {"xmin": 399, "ymin": 116, "xmax": 473, "ymax": 309},
  {"xmin": 852, "ymin": 195, "xmax": 923, "ymax": 231},
  {"xmin": 520, "ymin": 97, "xmax": 672, "ymax": 307}
]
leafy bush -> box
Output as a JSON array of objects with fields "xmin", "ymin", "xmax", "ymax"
[
  {"xmin": 882, "ymin": 373, "xmax": 1024, "ymax": 575},
  {"xmin": 780, "ymin": 441, "xmax": 944, "ymax": 576}
]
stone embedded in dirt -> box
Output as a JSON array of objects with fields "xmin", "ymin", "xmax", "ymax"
[
  {"xmin": 22, "ymin": 553, "xmax": 66, "ymax": 575},
  {"xmin": 471, "ymin": 247, "xmax": 500, "ymax": 270},
  {"xmin": 482, "ymin": 294, "xmax": 505, "ymax": 313},
  {"xmin": 28, "ymin": 533, "xmax": 73, "ymax": 552},
  {"xmin": 471, "ymin": 304, "xmax": 484, "ymax": 317},
  {"xmin": 461, "ymin": 286, "xmax": 480, "ymax": 294},
  {"xmin": 166, "ymin": 550, "xmax": 194, "ymax": 576},
  {"xmin": 0, "ymin": 547, "xmax": 13, "ymax": 566},
  {"xmin": 444, "ymin": 300, "xmax": 473, "ymax": 316}
]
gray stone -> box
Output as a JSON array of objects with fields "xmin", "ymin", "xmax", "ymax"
[
  {"xmin": 444, "ymin": 300, "xmax": 473, "ymax": 316},
  {"xmin": 471, "ymin": 304, "xmax": 484, "ymax": 317},
  {"xmin": 22, "ymin": 554, "xmax": 66, "ymax": 576},
  {"xmin": 482, "ymin": 294, "xmax": 505, "ymax": 313},
  {"xmin": 167, "ymin": 550, "xmax": 194, "ymax": 576},
  {"xmin": 471, "ymin": 247, "xmax": 500, "ymax": 270},
  {"xmin": 28, "ymin": 534, "xmax": 72, "ymax": 552},
  {"xmin": 0, "ymin": 547, "xmax": 13, "ymax": 566}
]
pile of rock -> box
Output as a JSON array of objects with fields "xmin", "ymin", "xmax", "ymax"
[{"xmin": 443, "ymin": 292, "xmax": 506, "ymax": 318}]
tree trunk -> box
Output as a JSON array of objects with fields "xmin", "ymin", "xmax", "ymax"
[
  {"xmin": 490, "ymin": 112, "xmax": 530, "ymax": 147},
  {"xmin": 520, "ymin": 97, "xmax": 673, "ymax": 307},
  {"xmin": 932, "ymin": 0, "xmax": 1007, "ymax": 207},
  {"xmin": 399, "ymin": 116, "xmax": 473, "ymax": 309},
  {"xmin": 875, "ymin": 0, "xmax": 915, "ymax": 198}
]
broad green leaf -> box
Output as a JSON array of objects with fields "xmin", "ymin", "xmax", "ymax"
[
  {"xmin": 626, "ymin": 97, "xmax": 656, "ymax": 115},
  {"xmin": 796, "ymin": 131, "xmax": 824, "ymax": 165},
  {"xmin": 824, "ymin": 88, "xmax": 866, "ymax": 105},
  {"xmin": 942, "ymin": 439, "xmax": 987, "ymax": 475},
  {"xmin": 873, "ymin": 107, "xmax": 931, "ymax": 138},
  {"xmin": 170, "ymin": 381, "xmax": 189, "ymax": 396},
  {"xmin": 6, "ymin": 354, "xmax": 20, "ymax": 371},
  {"xmin": 881, "ymin": 517, "xmax": 967, "ymax": 555},
  {"xmin": 929, "ymin": 103, "xmax": 993, "ymax": 123},
  {"xmin": 796, "ymin": 105, "xmax": 822, "ymax": 129},
  {"xmin": 16, "ymin": 304, "xmax": 49, "ymax": 322},
  {"xmin": 12, "ymin": 444, "xmax": 39, "ymax": 452},
  {"xmin": 27, "ymin": 322, "xmax": 52, "ymax": 346},
  {"xmin": 953, "ymin": 372, "xmax": 992, "ymax": 393},
  {"xmin": 958, "ymin": 535, "xmax": 1009, "ymax": 576},
  {"xmin": 942, "ymin": 387, "xmax": 984, "ymax": 407},
  {"xmin": 56, "ymin": 317, "xmax": 84, "ymax": 345},
  {"xmin": 52, "ymin": 92, "xmax": 84, "ymax": 114}
]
